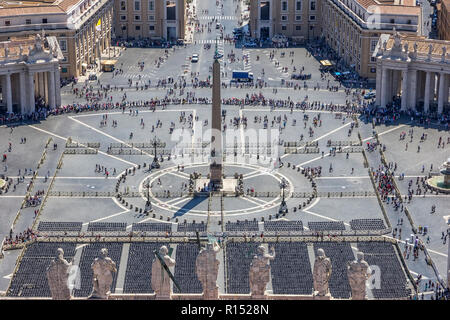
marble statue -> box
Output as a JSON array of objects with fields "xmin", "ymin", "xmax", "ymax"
[
  {"xmin": 46, "ymin": 248, "xmax": 72, "ymax": 300},
  {"xmin": 151, "ymin": 245, "xmax": 176, "ymax": 299},
  {"xmin": 382, "ymin": 40, "xmax": 387, "ymax": 51},
  {"xmin": 313, "ymin": 248, "xmax": 332, "ymax": 296},
  {"xmin": 413, "ymin": 42, "xmax": 418, "ymax": 53},
  {"xmin": 196, "ymin": 242, "xmax": 220, "ymax": 300},
  {"xmin": 88, "ymin": 248, "xmax": 117, "ymax": 299},
  {"xmin": 403, "ymin": 42, "xmax": 409, "ymax": 53},
  {"xmin": 347, "ymin": 251, "xmax": 370, "ymax": 300},
  {"xmin": 19, "ymin": 46, "xmax": 23, "ymax": 57},
  {"xmin": 442, "ymin": 46, "xmax": 447, "ymax": 62},
  {"xmin": 4, "ymin": 47, "xmax": 9, "ymax": 58},
  {"xmin": 249, "ymin": 245, "xmax": 275, "ymax": 298},
  {"xmin": 428, "ymin": 44, "xmax": 433, "ymax": 55}
]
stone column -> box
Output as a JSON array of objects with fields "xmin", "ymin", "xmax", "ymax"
[
  {"xmin": 443, "ymin": 74, "xmax": 449, "ymax": 106},
  {"xmin": 28, "ymin": 72, "xmax": 35, "ymax": 113},
  {"xmin": 48, "ymin": 70, "xmax": 56, "ymax": 109},
  {"xmin": 401, "ymin": 69, "xmax": 408, "ymax": 111},
  {"xmin": 392, "ymin": 70, "xmax": 399, "ymax": 97},
  {"xmin": 376, "ymin": 63, "xmax": 382, "ymax": 106},
  {"xmin": 19, "ymin": 72, "xmax": 26, "ymax": 115},
  {"xmin": 424, "ymin": 71, "xmax": 431, "ymax": 113},
  {"xmin": 408, "ymin": 70, "xmax": 417, "ymax": 111},
  {"xmin": 5, "ymin": 73, "xmax": 12, "ymax": 114},
  {"xmin": 437, "ymin": 72, "xmax": 446, "ymax": 114},
  {"xmin": 54, "ymin": 66, "xmax": 61, "ymax": 107},
  {"xmin": 381, "ymin": 67, "xmax": 388, "ymax": 107}
]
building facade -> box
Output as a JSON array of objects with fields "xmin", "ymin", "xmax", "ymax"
[
  {"xmin": 113, "ymin": 0, "xmax": 186, "ymax": 41},
  {"xmin": 249, "ymin": 0, "xmax": 421, "ymax": 79},
  {"xmin": 249, "ymin": 0, "xmax": 322, "ymax": 42},
  {"xmin": 438, "ymin": 0, "xmax": 450, "ymax": 40},
  {"xmin": 0, "ymin": 0, "xmax": 114, "ymax": 79},
  {"xmin": 374, "ymin": 32, "xmax": 450, "ymax": 114},
  {"xmin": 321, "ymin": 0, "xmax": 420, "ymax": 79},
  {"xmin": 0, "ymin": 34, "xmax": 63, "ymax": 115}
]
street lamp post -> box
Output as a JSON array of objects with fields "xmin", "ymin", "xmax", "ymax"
[
  {"xmin": 278, "ymin": 178, "xmax": 288, "ymax": 214},
  {"xmin": 145, "ymin": 180, "xmax": 153, "ymax": 214},
  {"xmin": 151, "ymin": 137, "xmax": 161, "ymax": 169}
]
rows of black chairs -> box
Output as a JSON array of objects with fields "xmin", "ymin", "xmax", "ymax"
[
  {"xmin": 308, "ymin": 221, "xmax": 346, "ymax": 231},
  {"xmin": 173, "ymin": 244, "xmax": 202, "ymax": 293},
  {"xmin": 177, "ymin": 222, "xmax": 206, "ymax": 232},
  {"xmin": 123, "ymin": 243, "xmax": 167, "ymax": 293},
  {"xmin": 131, "ymin": 223, "xmax": 172, "ymax": 232},
  {"xmin": 37, "ymin": 222, "xmax": 82, "ymax": 232},
  {"xmin": 226, "ymin": 242, "xmax": 259, "ymax": 294},
  {"xmin": 225, "ymin": 220, "xmax": 259, "ymax": 232},
  {"xmin": 271, "ymin": 242, "xmax": 313, "ymax": 294},
  {"xmin": 73, "ymin": 243, "xmax": 123, "ymax": 297},
  {"xmin": 357, "ymin": 242, "xmax": 411, "ymax": 299},
  {"xmin": 264, "ymin": 221, "xmax": 303, "ymax": 231},
  {"xmin": 87, "ymin": 222, "xmax": 127, "ymax": 232},
  {"xmin": 7, "ymin": 243, "xmax": 76, "ymax": 297},
  {"xmin": 313, "ymin": 243, "xmax": 353, "ymax": 298},
  {"xmin": 350, "ymin": 219, "xmax": 386, "ymax": 231}
]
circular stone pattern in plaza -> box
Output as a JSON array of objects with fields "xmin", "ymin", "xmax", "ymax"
[{"xmin": 117, "ymin": 161, "xmax": 307, "ymax": 219}]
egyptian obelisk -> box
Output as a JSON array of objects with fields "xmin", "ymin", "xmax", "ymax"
[{"xmin": 209, "ymin": 44, "xmax": 223, "ymax": 190}]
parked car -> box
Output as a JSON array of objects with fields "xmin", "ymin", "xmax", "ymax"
[
  {"xmin": 191, "ymin": 54, "xmax": 199, "ymax": 63},
  {"xmin": 364, "ymin": 92, "xmax": 376, "ymax": 99}
]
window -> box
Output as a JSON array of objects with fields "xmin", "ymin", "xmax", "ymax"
[
  {"xmin": 370, "ymin": 40, "xmax": 378, "ymax": 51},
  {"xmin": 148, "ymin": 15, "xmax": 154, "ymax": 21},
  {"xmin": 296, "ymin": 25, "xmax": 301, "ymax": 30},
  {"xmin": 61, "ymin": 67, "xmax": 68, "ymax": 73},
  {"xmin": 371, "ymin": 68, "xmax": 376, "ymax": 73},
  {"xmin": 42, "ymin": 18, "xmax": 48, "ymax": 24},
  {"xmin": 120, "ymin": 0, "xmax": 126, "ymax": 10},
  {"xmin": 26, "ymin": 19, "xmax": 31, "ymax": 25},
  {"xmin": 282, "ymin": 1, "xmax": 287, "ymax": 11},
  {"xmin": 166, "ymin": 1, "xmax": 176, "ymax": 20},
  {"xmin": 134, "ymin": 0, "xmax": 141, "ymax": 11},
  {"xmin": 260, "ymin": 1, "xmax": 270, "ymax": 20},
  {"xmin": 281, "ymin": 25, "xmax": 287, "ymax": 31},
  {"xmin": 310, "ymin": 15, "xmax": 316, "ymax": 21},
  {"xmin": 59, "ymin": 40, "xmax": 67, "ymax": 51},
  {"xmin": 281, "ymin": 15, "xmax": 287, "ymax": 21},
  {"xmin": 295, "ymin": 15, "xmax": 301, "ymax": 21},
  {"xmin": 407, "ymin": 20, "xmax": 411, "ymax": 24},
  {"xmin": 310, "ymin": 1, "xmax": 316, "ymax": 11},
  {"xmin": 134, "ymin": 15, "xmax": 141, "ymax": 21},
  {"xmin": 121, "ymin": 25, "xmax": 127, "ymax": 31},
  {"xmin": 296, "ymin": 0, "xmax": 302, "ymax": 11},
  {"xmin": 120, "ymin": 15, "xmax": 127, "ymax": 21},
  {"xmin": 5, "ymin": 20, "xmax": 10, "ymax": 26},
  {"xmin": 370, "ymin": 56, "xmax": 377, "ymax": 62},
  {"xmin": 148, "ymin": 0, "xmax": 154, "ymax": 10},
  {"xmin": 135, "ymin": 25, "xmax": 141, "ymax": 31},
  {"xmin": 390, "ymin": 19, "xmax": 395, "ymax": 24},
  {"xmin": 149, "ymin": 25, "xmax": 155, "ymax": 31}
]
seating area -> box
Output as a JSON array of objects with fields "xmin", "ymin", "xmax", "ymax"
[
  {"xmin": 225, "ymin": 242, "xmax": 259, "ymax": 294},
  {"xmin": 173, "ymin": 244, "xmax": 203, "ymax": 294},
  {"xmin": 7, "ymin": 242, "xmax": 76, "ymax": 297},
  {"xmin": 37, "ymin": 222, "xmax": 82, "ymax": 232},
  {"xmin": 264, "ymin": 221, "xmax": 303, "ymax": 231},
  {"xmin": 271, "ymin": 242, "xmax": 313, "ymax": 294},
  {"xmin": 357, "ymin": 242, "xmax": 411, "ymax": 299},
  {"xmin": 73, "ymin": 243, "xmax": 123, "ymax": 297},
  {"xmin": 87, "ymin": 222, "xmax": 127, "ymax": 232},
  {"xmin": 123, "ymin": 243, "xmax": 167, "ymax": 293},
  {"xmin": 176, "ymin": 222, "xmax": 206, "ymax": 232},
  {"xmin": 313, "ymin": 243, "xmax": 354, "ymax": 298},
  {"xmin": 225, "ymin": 220, "xmax": 259, "ymax": 232},
  {"xmin": 131, "ymin": 223, "xmax": 172, "ymax": 233},
  {"xmin": 308, "ymin": 221, "xmax": 346, "ymax": 231},
  {"xmin": 350, "ymin": 219, "xmax": 386, "ymax": 231}
]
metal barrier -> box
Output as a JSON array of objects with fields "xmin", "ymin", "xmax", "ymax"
[
  {"xmin": 284, "ymin": 147, "xmax": 320, "ymax": 154},
  {"xmin": 109, "ymin": 142, "xmax": 166, "ymax": 148},
  {"xmin": 326, "ymin": 141, "xmax": 361, "ymax": 147},
  {"xmin": 64, "ymin": 148, "xmax": 98, "ymax": 154}
]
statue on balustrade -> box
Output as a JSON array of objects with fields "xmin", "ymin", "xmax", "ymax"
[
  {"xmin": 313, "ymin": 248, "xmax": 332, "ymax": 297},
  {"xmin": 196, "ymin": 242, "xmax": 220, "ymax": 300},
  {"xmin": 151, "ymin": 245, "xmax": 176, "ymax": 299},
  {"xmin": 249, "ymin": 245, "xmax": 275, "ymax": 298},
  {"xmin": 46, "ymin": 248, "xmax": 72, "ymax": 300},
  {"xmin": 89, "ymin": 248, "xmax": 117, "ymax": 299},
  {"xmin": 347, "ymin": 251, "xmax": 370, "ymax": 300}
]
